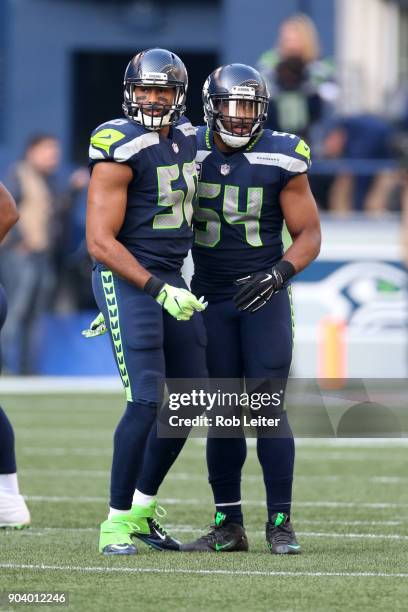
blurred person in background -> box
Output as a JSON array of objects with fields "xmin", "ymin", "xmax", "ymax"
[
  {"xmin": 385, "ymin": 82, "xmax": 408, "ymax": 230},
  {"xmin": 56, "ymin": 167, "xmax": 93, "ymax": 311},
  {"xmin": 265, "ymin": 55, "xmax": 323, "ymax": 141},
  {"xmin": 257, "ymin": 14, "xmax": 338, "ymax": 109},
  {"xmin": 321, "ymin": 115, "xmax": 394, "ymax": 213},
  {"xmin": 0, "ymin": 134, "xmax": 62, "ymax": 374},
  {"xmin": 0, "ymin": 182, "xmax": 30, "ymax": 528}
]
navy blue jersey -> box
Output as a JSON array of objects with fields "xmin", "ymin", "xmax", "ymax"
[
  {"xmin": 88, "ymin": 116, "xmax": 197, "ymax": 271},
  {"xmin": 191, "ymin": 127, "xmax": 311, "ymax": 296}
]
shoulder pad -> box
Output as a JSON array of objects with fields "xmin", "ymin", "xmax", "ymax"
[
  {"xmin": 246, "ymin": 130, "xmax": 311, "ymax": 173},
  {"xmin": 89, "ymin": 119, "xmax": 159, "ymax": 163},
  {"xmin": 175, "ymin": 116, "xmax": 197, "ymax": 138},
  {"xmin": 270, "ymin": 130, "xmax": 310, "ymax": 158}
]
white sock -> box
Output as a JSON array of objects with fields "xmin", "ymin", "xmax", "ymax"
[
  {"xmin": 0, "ymin": 473, "xmax": 19, "ymax": 495},
  {"xmin": 132, "ymin": 489, "xmax": 155, "ymax": 507},
  {"xmin": 108, "ymin": 507, "xmax": 130, "ymax": 520}
]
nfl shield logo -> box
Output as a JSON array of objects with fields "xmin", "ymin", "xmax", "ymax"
[
  {"xmin": 172, "ymin": 142, "xmax": 179, "ymax": 154},
  {"xmin": 195, "ymin": 162, "xmax": 202, "ymax": 179},
  {"xmin": 220, "ymin": 164, "xmax": 230, "ymax": 176}
]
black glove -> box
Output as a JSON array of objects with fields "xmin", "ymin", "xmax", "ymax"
[{"xmin": 233, "ymin": 260, "xmax": 296, "ymax": 313}]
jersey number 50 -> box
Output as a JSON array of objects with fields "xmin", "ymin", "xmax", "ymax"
[
  {"xmin": 194, "ymin": 182, "xmax": 263, "ymax": 248},
  {"xmin": 153, "ymin": 162, "xmax": 197, "ymax": 229}
]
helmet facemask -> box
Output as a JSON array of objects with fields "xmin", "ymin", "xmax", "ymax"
[
  {"xmin": 205, "ymin": 89, "xmax": 268, "ymax": 148},
  {"xmin": 123, "ymin": 78, "xmax": 186, "ymax": 130}
]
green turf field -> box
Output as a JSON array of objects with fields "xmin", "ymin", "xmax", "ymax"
[{"xmin": 1, "ymin": 392, "xmax": 408, "ymax": 611}]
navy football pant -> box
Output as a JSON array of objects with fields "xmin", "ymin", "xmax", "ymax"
[
  {"xmin": 200, "ymin": 288, "xmax": 295, "ymax": 522},
  {"xmin": 92, "ymin": 266, "xmax": 208, "ymax": 509},
  {"xmin": 0, "ymin": 284, "xmax": 17, "ymax": 474}
]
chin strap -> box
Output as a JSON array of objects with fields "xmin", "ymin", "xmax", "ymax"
[
  {"xmin": 216, "ymin": 119, "xmax": 260, "ymax": 149},
  {"xmin": 137, "ymin": 109, "xmax": 173, "ymax": 130},
  {"xmin": 219, "ymin": 133, "xmax": 251, "ymax": 148}
]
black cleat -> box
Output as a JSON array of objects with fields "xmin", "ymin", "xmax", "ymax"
[
  {"xmin": 181, "ymin": 512, "xmax": 249, "ymax": 552},
  {"xmin": 131, "ymin": 502, "xmax": 180, "ymax": 551},
  {"xmin": 266, "ymin": 512, "xmax": 301, "ymax": 554},
  {"xmin": 135, "ymin": 516, "xmax": 181, "ymax": 551}
]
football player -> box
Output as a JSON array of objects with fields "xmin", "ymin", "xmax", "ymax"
[
  {"xmin": 181, "ymin": 64, "xmax": 321, "ymax": 554},
  {"xmin": 86, "ymin": 48, "xmax": 208, "ymax": 555},
  {"xmin": 0, "ymin": 182, "xmax": 30, "ymax": 528}
]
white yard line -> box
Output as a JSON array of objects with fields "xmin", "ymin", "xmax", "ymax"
[
  {"xmin": 295, "ymin": 520, "xmax": 402, "ymax": 526},
  {"xmin": 0, "ymin": 563, "xmax": 407, "ymax": 579},
  {"xmin": 296, "ymin": 532, "xmax": 408, "ymax": 540},
  {"xmin": 15, "ymin": 527, "xmax": 408, "ymax": 540},
  {"xmin": 0, "ymin": 377, "xmax": 122, "ymax": 393},
  {"xmin": 18, "ymin": 468, "xmax": 408, "ymax": 485},
  {"xmin": 16, "ymin": 430, "xmax": 112, "ymax": 440},
  {"xmin": 296, "ymin": 453, "xmax": 407, "ymax": 461},
  {"xmin": 289, "ymin": 439, "xmax": 408, "ymax": 448},
  {"xmin": 21, "ymin": 469, "xmax": 110, "ymax": 477},
  {"xmin": 22, "ymin": 448, "xmax": 112, "ymax": 456},
  {"xmin": 20, "ymin": 446, "xmax": 408, "ymax": 460},
  {"xmin": 24, "ymin": 495, "xmax": 408, "ymax": 509},
  {"xmin": 5, "ymin": 519, "xmax": 402, "ymax": 536},
  {"xmin": 21, "ymin": 448, "xmax": 207, "ymax": 458}
]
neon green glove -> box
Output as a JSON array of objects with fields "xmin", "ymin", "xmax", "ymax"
[
  {"xmin": 156, "ymin": 284, "xmax": 207, "ymax": 321},
  {"xmin": 82, "ymin": 280, "xmax": 207, "ymax": 339},
  {"xmin": 82, "ymin": 312, "xmax": 107, "ymax": 338}
]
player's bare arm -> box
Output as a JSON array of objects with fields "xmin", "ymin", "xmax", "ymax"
[
  {"xmin": 0, "ymin": 182, "xmax": 19, "ymax": 242},
  {"xmin": 234, "ymin": 173, "xmax": 321, "ymax": 314},
  {"xmin": 86, "ymin": 162, "xmax": 152, "ymax": 289},
  {"xmin": 86, "ymin": 84, "xmax": 176, "ymax": 288},
  {"xmin": 86, "ymin": 154, "xmax": 204, "ymax": 326},
  {"xmin": 234, "ymin": 176, "xmax": 321, "ymax": 313},
  {"xmin": 279, "ymin": 173, "xmax": 321, "ymax": 272}
]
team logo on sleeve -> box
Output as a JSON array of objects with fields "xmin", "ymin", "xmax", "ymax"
[
  {"xmin": 295, "ymin": 139, "xmax": 311, "ymax": 161},
  {"xmin": 220, "ymin": 164, "xmax": 231, "ymax": 176},
  {"xmin": 172, "ymin": 142, "xmax": 179, "ymax": 154},
  {"xmin": 90, "ymin": 128, "xmax": 126, "ymax": 155}
]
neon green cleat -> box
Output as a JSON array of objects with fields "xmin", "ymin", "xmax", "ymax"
[
  {"xmin": 130, "ymin": 501, "xmax": 180, "ymax": 551},
  {"xmin": 99, "ymin": 514, "xmax": 140, "ymax": 555},
  {"xmin": 0, "ymin": 493, "xmax": 30, "ymax": 529}
]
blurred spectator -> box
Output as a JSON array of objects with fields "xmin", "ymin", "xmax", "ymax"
[
  {"xmin": 0, "ymin": 134, "xmax": 63, "ymax": 373},
  {"xmin": 387, "ymin": 82, "xmax": 408, "ymax": 261},
  {"xmin": 257, "ymin": 14, "xmax": 338, "ymax": 106},
  {"xmin": 265, "ymin": 55, "xmax": 323, "ymax": 141},
  {"xmin": 320, "ymin": 115, "xmax": 394, "ymax": 213},
  {"xmin": 60, "ymin": 168, "xmax": 94, "ymax": 311}
]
